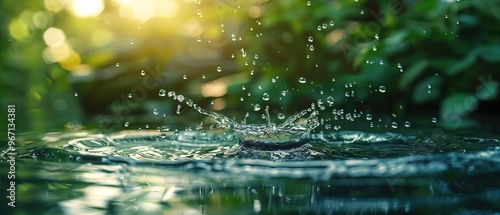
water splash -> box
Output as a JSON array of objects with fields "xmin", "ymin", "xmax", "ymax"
[{"xmin": 166, "ymin": 91, "xmax": 320, "ymax": 150}]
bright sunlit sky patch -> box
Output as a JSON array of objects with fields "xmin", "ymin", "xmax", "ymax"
[
  {"xmin": 69, "ymin": 0, "xmax": 105, "ymax": 18},
  {"xmin": 114, "ymin": 0, "xmax": 178, "ymax": 23}
]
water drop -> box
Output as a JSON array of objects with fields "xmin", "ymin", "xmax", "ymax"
[
  {"xmin": 176, "ymin": 104, "xmax": 182, "ymax": 114},
  {"xmin": 361, "ymin": 10, "xmax": 364, "ymax": 15},
  {"xmin": 379, "ymin": 86, "xmax": 386, "ymax": 93},
  {"xmin": 366, "ymin": 114, "xmax": 373, "ymax": 121},
  {"xmin": 253, "ymin": 104, "xmax": 261, "ymax": 111},
  {"xmin": 327, "ymin": 96, "xmax": 335, "ymax": 106},
  {"xmin": 375, "ymin": 34, "xmax": 379, "ymax": 40},
  {"xmin": 130, "ymin": 40, "xmax": 134, "ymax": 45},
  {"xmin": 404, "ymin": 121, "xmax": 411, "ymax": 127},
  {"xmin": 372, "ymin": 46, "xmax": 377, "ymax": 51},
  {"xmin": 153, "ymin": 108, "xmax": 159, "ymax": 115},
  {"xmin": 379, "ymin": 60, "xmax": 384, "ymax": 65},
  {"xmin": 308, "ymin": 36, "xmax": 313, "ymax": 42},
  {"xmin": 116, "ymin": 63, "xmax": 120, "ymax": 67},
  {"xmin": 197, "ymin": 10, "xmax": 203, "ymax": 17},
  {"xmin": 322, "ymin": 23, "xmax": 327, "ymax": 29},
  {"xmin": 281, "ymin": 90, "xmax": 287, "ymax": 96},
  {"xmin": 140, "ymin": 70, "xmax": 146, "ymax": 76},
  {"xmin": 74, "ymin": 92, "xmax": 78, "ymax": 97},
  {"xmin": 317, "ymin": 25, "xmax": 322, "ymax": 31},
  {"xmin": 128, "ymin": 93, "xmax": 133, "ymax": 98},
  {"xmin": 217, "ymin": 66, "xmax": 222, "ymax": 72},
  {"xmin": 391, "ymin": 122, "xmax": 398, "ymax": 128},
  {"xmin": 262, "ymin": 93, "xmax": 270, "ymax": 101},
  {"xmin": 159, "ymin": 89, "xmax": 167, "ymax": 97},
  {"xmin": 124, "ymin": 122, "xmax": 129, "ymax": 127},
  {"xmin": 278, "ymin": 113, "xmax": 285, "ymax": 120},
  {"xmin": 145, "ymin": 124, "xmax": 149, "ymax": 128},
  {"xmin": 299, "ymin": 77, "xmax": 307, "ymax": 83},
  {"xmin": 306, "ymin": 1, "xmax": 311, "ymax": 6},
  {"xmin": 183, "ymin": 75, "xmax": 187, "ymax": 79},
  {"xmin": 195, "ymin": 0, "xmax": 201, "ymax": 4},
  {"xmin": 231, "ymin": 34, "xmax": 236, "ymax": 41},
  {"xmin": 330, "ymin": 21, "xmax": 335, "ymax": 26},
  {"xmin": 309, "ymin": 45, "xmax": 315, "ymax": 51},
  {"xmin": 432, "ymin": 117, "xmax": 437, "ymax": 123}
]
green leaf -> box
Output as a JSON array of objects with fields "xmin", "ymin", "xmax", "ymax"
[
  {"xmin": 446, "ymin": 50, "xmax": 478, "ymax": 76},
  {"xmin": 413, "ymin": 76, "xmax": 442, "ymax": 104},
  {"xmin": 476, "ymin": 76, "xmax": 499, "ymax": 100},
  {"xmin": 399, "ymin": 60, "xmax": 429, "ymax": 90},
  {"xmin": 440, "ymin": 93, "xmax": 478, "ymax": 125},
  {"xmin": 479, "ymin": 45, "xmax": 500, "ymax": 62}
]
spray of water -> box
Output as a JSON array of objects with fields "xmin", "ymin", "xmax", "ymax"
[{"xmin": 166, "ymin": 91, "xmax": 320, "ymax": 150}]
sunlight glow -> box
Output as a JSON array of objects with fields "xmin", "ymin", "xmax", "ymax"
[
  {"xmin": 70, "ymin": 0, "xmax": 104, "ymax": 18},
  {"xmin": 202, "ymin": 81, "xmax": 228, "ymax": 98},
  {"xmin": 115, "ymin": 0, "xmax": 178, "ymax": 23},
  {"xmin": 43, "ymin": 27, "xmax": 66, "ymax": 47}
]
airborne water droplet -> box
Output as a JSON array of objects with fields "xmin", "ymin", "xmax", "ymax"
[
  {"xmin": 308, "ymin": 36, "xmax": 313, "ymax": 42},
  {"xmin": 140, "ymin": 70, "xmax": 146, "ymax": 76},
  {"xmin": 306, "ymin": 1, "xmax": 311, "ymax": 6},
  {"xmin": 299, "ymin": 77, "xmax": 307, "ymax": 83},
  {"xmin": 366, "ymin": 114, "xmax": 373, "ymax": 121},
  {"xmin": 278, "ymin": 113, "xmax": 285, "ymax": 120},
  {"xmin": 432, "ymin": 117, "xmax": 437, "ymax": 123},
  {"xmin": 116, "ymin": 63, "xmax": 120, "ymax": 67},
  {"xmin": 183, "ymin": 75, "xmax": 187, "ymax": 79},
  {"xmin": 327, "ymin": 96, "xmax": 334, "ymax": 106},
  {"xmin": 217, "ymin": 66, "xmax": 222, "ymax": 72},
  {"xmin": 253, "ymin": 104, "xmax": 261, "ymax": 111},
  {"xmin": 159, "ymin": 89, "xmax": 167, "ymax": 97},
  {"xmin": 124, "ymin": 122, "xmax": 129, "ymax": 127},
  {"xmin": 404, "ymin": 121, "xmax": 411, "ymax": 127},
  {"xmin": 309, "ymin": 45, "xmax": 315, "ymax": 51},
  {"xmin": 128, "ymin": 93, "xmax": 133, "ymax": 98},
  {"xmin": 74, "ymin": 92, "xmax": 78, "ymax": 97},
  {"xmin": 262, "ymin": 93, "xmax": 270, "ymax": 101},
  {"xmin": 391, "ymin": 122, "xmax": 398, "ymax": 128},
  {"xmin": 153, "ymin": 108, "xmax": 159, "ymax": 115},
  {"xmin": 379, "ymin": 86, "xmax": 386, "ymax": 93}
]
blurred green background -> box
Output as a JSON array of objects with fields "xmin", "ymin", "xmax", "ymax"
[{"xmin": 1, "ymin": 0, "xmax": 499, "ymax": 133}]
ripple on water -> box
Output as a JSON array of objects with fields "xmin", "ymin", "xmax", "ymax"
[{"xmin": 39, "ymin": 130, "xmax": 500, "ymax": 181}]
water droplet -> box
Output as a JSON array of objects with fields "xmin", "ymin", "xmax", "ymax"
[
  {"xmin": 322, "ymin": 23, "xmax": 327, "ymax": 29},
  {"xmin": 391, "ymin": 122, "xmax": 398, "ymax": 128},
  {"xmin": 366, "ymin": 114, "xmax": 373, "ymax": 121},
  {"xmin": 327, "ymin": 96, "xmax": 335, "ymax": 106},
  {"xmin": 306, "ymin": 1, "xmax": 311, "ymax": 6},
  {"xmin": 176, "ymin": 104, "xmax": 182, "ymax": 114},
  {"xmin": 124, "ymin": 122, "xmax": 129, "ymax": 127},
  {"xmin": 379, "ymin": 60, "xmax": 384, "ymax": 65},
  {"xmin": 299, "ymin": 77, "xmax": 307, "ymax": 83},
  {"xmin": 372, "ymin": 46, "xmax": 377, "ymax": 51},
  {"xmin": 231, "ymin": 34, "xmax": 236, "ymax": 41},
  {"xmin": 253, "ymin": 104, "xmax": 261, "ymax": 111},
  {"xmin": 217, "ymin": 66, "xmax": 222, "ymax": 72},
  {"xmin": 197, "ymin": 37, "xmax": 201, "ymax": 42},
  {"xmin": 74, "ymin": 92, "xmax": 78, "ymax": 97},
  {"xmin": 309, "ymin": 45, "xmax": 315, "ymax": 51},
  {"xmin": 197, "ymin": 9, "xmax": 203, "ymax": 17},
  {"xmin": 375, "ymin": 34, "xmax": 379, "ymax": 40},
  {"xmin": 404, "ymin": 121, "xmax": 411, "ymax": 127},
  {"xmin": 317, "ymin": 25, "xmax": 322, "ymax": 31},
  {"xmin": 308, "ymin": 36, "xmax": 314, "ymax": 42},
  {"xmin": 116, "ymin": 63, "xmax": 120, "ymax": 67},
  {"xmin": 330, "ymin": 21, "xmax": 335, "ymax": 26},
  {"xmin": 195, "ymin": 0, "xmax": 201, "ymax": 4},
  {"xmin": 183, "ymin": 75, "xmax": 187, "ymax": 79},
  {"xmin": 277, "ymin": 113, "xmax": 286, "ymax": 120},
  {"xmin": 360, "ymin": 10, "xmax": 364, "ymax": 15},
  {"xmin": 159, "ymin": 89, "xmax": 167, "ymax": 97},
  {"xmin": 140, "ymin": 70, "xmax": 146, "ymax": 76},
  {"xmin": 128, "ymin": 93, "xmax": 133, "ymax": 98},
  {"xmin": 153, "ymin": 108, "xmax": 159, "ymax": 115},
  {"xmin": 262, "ymin": 93, "xmax": 270, "ymax": 101},
  {"xmin": 130, "ymin": 40, "xmax": 134, "ymax": 45},
  {"xmin": 432, "ymin": 117, "xmax": 437, "ymax": 123},
  {"xmin": 379, "ymin": 86, "xmax": 386, "ymax": 93},
  {"xmin": 281, "ymin": 90, "xmax": 287, "ymax": 96}
]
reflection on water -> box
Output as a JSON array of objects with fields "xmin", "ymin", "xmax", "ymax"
[{"xmin": 1, "ymin": 129, "xmax": 500, "ymax": 214}]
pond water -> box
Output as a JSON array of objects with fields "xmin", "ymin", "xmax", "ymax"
[{"xmin": 2, "ymin": 124, "xmax": 499, "ymax": 214}]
